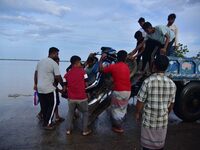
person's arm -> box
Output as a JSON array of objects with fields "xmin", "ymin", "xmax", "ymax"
[
  {"xmin": 137, "ymin": 44, "xmax": 145, "ymax": 56},
  {"xmin": 135, "ymin": 81, "xmax": 148, "ymax": 123},
  {"xmin": 160, "ymin": 33, "xmax": 170, "ymax": 55},
  {"xmin": 99, "ymin": 53, "xmax": 107, "ymax": 72},
  {"xmin": 129, "ymin": 40, "xmax": 145, "ymax": 56},
  {"xmin": 34, "ymin": 70, "xmax": 38, "ymax": 90},
  {"xmin": 135, "ymin": 100, "xmax": 144, "ymax": 123},
  {"xmin": 55, "ymin": 75, "xmax": 64, "ymax": 88},
  {"xmin": 168, "ymin": 82, "xmax": 176, "ymax": 114},
  {"xmin": 168, "ymin": 102, "xmax": 174, "ymax": 114}
]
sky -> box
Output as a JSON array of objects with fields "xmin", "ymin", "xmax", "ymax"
[{"xmin": 0, "ymin": 0, "xmax": 200, "ymax": 61}]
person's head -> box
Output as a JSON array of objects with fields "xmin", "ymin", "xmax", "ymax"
[
  {"xmin": 168, "ymin": 13, "xmax": 176, "ymax": 25},
  {"xmin": 48, "ymin": 47, "xmax": 59, "ymax": 60},
  {"xmin": 142, "ymin": 22, "xmax": 154, "ymax": 34},
  {"xmin": 117, "ymin": 50, "xmax": 128, "ymax": 62},
  {"xmin": 134, "ymin": 30, "xmax": 143, "ymax": 41},
  {"xmin": 138, "ymin": 17, "xmax": 145, "ymax": 27},
  {"xmin": 70, "ymin": 55, "xmax": 82, "ymax": 67},
  {"xmin": 153, "ymin": 55, "xmax": 169, "ymax": 72}
]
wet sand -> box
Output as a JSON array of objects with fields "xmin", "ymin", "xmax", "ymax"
[{"xmin": 0, "ymin": 96, "xmax": 200, "ymax": 150}]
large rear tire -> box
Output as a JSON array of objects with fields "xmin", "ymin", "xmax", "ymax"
[{"xmin": 173, "ymin": 82, "xmax": 200, "ymax": 122}]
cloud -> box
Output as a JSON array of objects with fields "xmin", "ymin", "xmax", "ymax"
[
  {"xmin": 0, "ymin": 14, "xmax": 73, "ymax": 40},
  {"xmin": 0, "ymin": 15, "xmax": 46, "ymax": 26},
  {"xmin": 0, "ymin": 0, "xmax": 71, "ymax": 16}
]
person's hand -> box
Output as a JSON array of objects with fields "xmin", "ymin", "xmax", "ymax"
[
  {"xmin": 160, "ymin": 48, "xmax": 166, "ymax": 55},
  {"xmin": 174, "ymin": 45, "xmax": 179, "ymax": 50},
  {"xmin": 100, "ymin": 53, "xmax": 107, "ymax": 61},
  {"xmin": 127, "ymin": 54, "xmax": 136, "ymax": 61},
  {"xmin": 33, "ymin": 84, "xmax": 37, "ymax": 91},
  {"xmin": 135, "ymin": 112, "xmax": 141, "ymax": 124}
]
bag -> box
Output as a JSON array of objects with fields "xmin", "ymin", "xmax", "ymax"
[{"xmin": 33, "ymin": 90, "xmax": 39, "ymax": 106}]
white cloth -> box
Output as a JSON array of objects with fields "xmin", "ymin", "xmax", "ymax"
[
  {"xmin": 36, "ymin": 57, "xmax": 60, "ymax": 94},
  {"xmin": 168, "ymin": 24, "xmax": 178, "ymax": 46}
]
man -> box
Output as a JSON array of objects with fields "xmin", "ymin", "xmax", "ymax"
[
  {"xmin": 142, "ymin": 22, "xmax": 175, "ymax": 56},
  {"xmin": 138, "ymin": 17, "xmax": 146, "ymax": 38},
  {"xmin": 34, "ymin": 47, "xmax": 64, "ymax": 130},
  {"xmin": 64, "ymin": 55, "xmax": 91, "ymax": 136},
  {"xmin": 100, "ymin": 50, "xmax": 131, "ymax": 133},
  {"xmin": 135, "ymin": 55, "xmax": 176, "ymax": 150},
  {"xmin": 167, "ymin": 13, "xmax": 178, "ymax": 56}
]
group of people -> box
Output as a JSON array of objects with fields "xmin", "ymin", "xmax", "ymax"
[
  {"xmin": 34, "ymin": 13, "xmax": 178, "ymax": 150},
  {"xmin": 130, "ymin": 13, "xmax": 178, "ymax": 73}
]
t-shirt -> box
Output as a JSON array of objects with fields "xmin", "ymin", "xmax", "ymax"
[
  {"xmin": 146, "ymin": 25, "xmax": 175, "ymax": 44},
  {"xmin": 36, "ymin": 57, "xmax": 60, "ymax": 94},
  {"xmin": 168, "ymin": 24, "xmax": 178, "ymax": 46},
  {"xmin": 103, "ymin": 62, "xmax": 131, "ymax": 91},
  {"xmin": 139, "ymin": 28, "xmax": 146, "ymax": 38},
  {"xmin": 64, "ymin": 66, "xmax": 88, "ymax": 100}
]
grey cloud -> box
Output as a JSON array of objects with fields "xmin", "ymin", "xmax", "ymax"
[
  {"xmin": 187, "ymin": 0, "xmax": 200, "ymax": 4},
  {"xmin": 0, "ymin": 14, "xmax": 73, "ymax": 41},
  {"xmin": 0, "ymin": 15, "xmax": 47, "ymax": 26},
  {"xmin": 0, "ymin": 0, "xmax": 71, "ymax": 16}
]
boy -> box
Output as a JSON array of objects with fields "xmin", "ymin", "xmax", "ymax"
[
  {"xmin": 135, "ymin": 55, "xmax": 176, "ymax": 150},
  {"xmin": 138, "ymin": 17, "xmax": 146, "ymax": 38},
  {"xmin": 64, "ymin": 55, "xmax": 91, "ymax": 136},
  {"xmin": 100, "ymin": 50, "xmax": 131, "ymax": 133},
  {"xmin": 167, "ymin": 13, "xmax": 178, "ymax": 56},
  {"xmin": 130, "ymin": 31, "xmax": 145, "ymax": 71}
]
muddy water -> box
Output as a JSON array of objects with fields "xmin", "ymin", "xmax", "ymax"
[{"xmin": 0, "ymin": 96, "xmax": 199, "ymax": 150}]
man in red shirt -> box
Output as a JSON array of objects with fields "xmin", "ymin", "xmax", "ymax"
[
  {"xmin": 64, "ymin": 55, "xmax": 91, "ymax": 136},
  {"xmin": 100, "ymin": 50, "xmax": 131, "ymax": 133}
]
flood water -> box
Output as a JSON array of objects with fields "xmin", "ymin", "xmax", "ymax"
[{"xmin": 0, "ymin": 60, "xmax": 70, "ymax": 100}]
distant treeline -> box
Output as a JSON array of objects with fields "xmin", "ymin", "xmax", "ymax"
[{"xmin": 0, "ymin": 58, "xmax": 70, "ymax": 62}]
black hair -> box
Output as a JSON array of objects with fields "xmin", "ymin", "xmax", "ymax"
[
  {"xmin": 138, "ymin": 17, "xmax": 145, "ymax": 23},
  {"xmin": 86, "ymin": 56, "xmax": 95, "ymax": 64},
  {"xmin": 70, "ymin": 55, "xmax": 81, "ymax": 65},
  {"xmin": 117, "ymin": 50, "xmax": 127, "ymax": 62},
  {"xmin": 134, "ymin": 30, "xmax": 143, "ymax": 40},
  {"xmin": 49, "ymin": 47, "xmax": 59, "ymax": 55},
  {"xmin": 168, "ymin": 13, "xmax": 176, "ymax": 20},
  {"xmin": 154, "ymin": 55, "xmax": 169, "ymax": 71},
  {"xmin": 142, "ymin": 22, "xmax": 152, "ymax": 30}
]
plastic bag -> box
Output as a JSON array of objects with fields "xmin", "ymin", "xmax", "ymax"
[{"xmin": 33, "ymin": 90, "xmax": 39, "ymax": 106}]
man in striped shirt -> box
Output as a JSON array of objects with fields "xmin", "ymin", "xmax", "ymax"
[{"xmin": 135, "ymin": 55, "xmax": 176, "ymax": 150}]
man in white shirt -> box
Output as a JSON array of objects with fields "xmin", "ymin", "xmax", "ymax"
[
  {"xmin": 167, "ymin": 13, "xmax": 178, "ymax": 56},
  {"xmin": 34, "ymin": 47, "xmax": 64, "ymax": 130}
]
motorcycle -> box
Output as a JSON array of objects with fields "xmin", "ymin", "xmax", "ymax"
[{"xmin": 86, "ymin": 47, "xmax": 137, "ymax": 124}]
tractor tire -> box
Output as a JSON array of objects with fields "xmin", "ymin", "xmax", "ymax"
[{"xmin": 174, "ymin": 82, "xmax": 200, "ymax": 122}]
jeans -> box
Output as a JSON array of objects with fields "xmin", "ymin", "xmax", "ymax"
[
  {"xmin": 166, "ymin": 38, "xmax": 175, "ymax": 56},
  {"xmin": 66, "ymin": 100, "xmax": 89, "ymax": 132}
]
